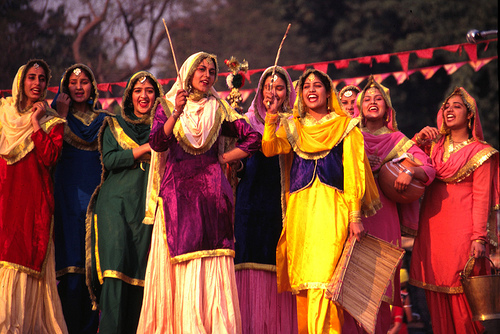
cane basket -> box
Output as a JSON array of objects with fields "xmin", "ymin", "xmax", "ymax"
[
  {"xmin": 460, "ymin": 256, "xmax": 500, "ymax": 321},
  {"xmin": 326, "ymin": 234, "xmax": 405, "ymax": 334}
]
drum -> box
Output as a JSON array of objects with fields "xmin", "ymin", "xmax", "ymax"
[
  {"xmin": 326, "ymin": 235, "xmax": 405, "ymax": 334},
  {"xmin": 378, "ymin": 158, "xmax": 425, "ymax": 204}
]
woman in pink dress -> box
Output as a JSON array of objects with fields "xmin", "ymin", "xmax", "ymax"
[
  {"xmin": 410, "ymin": 87, "xmax": 499, "ymax": 334},
  {"xmin": 342, "ymin": 76, "xmax": 435, "ymax": 334}
]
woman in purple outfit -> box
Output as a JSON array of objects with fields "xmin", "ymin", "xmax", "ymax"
[{"xmin": 137, "ymin": 51, "xmax": 261, "ymax": 334}]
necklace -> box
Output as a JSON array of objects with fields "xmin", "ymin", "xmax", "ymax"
[{"xmin": 448, "ymin": 136, "xmax": 474, "ymax": 154}]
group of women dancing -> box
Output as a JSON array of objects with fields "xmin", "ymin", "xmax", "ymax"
[{"xmin": 0, "ymin": 52, "xmax": 498, "ymax": 334}]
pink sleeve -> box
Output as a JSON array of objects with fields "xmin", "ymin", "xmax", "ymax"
[{"xmin": 471, "ymin": 158, "xmax": 494, "ymax": 241}]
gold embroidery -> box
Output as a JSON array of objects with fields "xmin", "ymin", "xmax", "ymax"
[
  {"xmin": 102, "ymin": 270, "xmax": 145, "ymax": 287},
  {"xmin": 170, "ymin": 249, "xmax": 235, "ymax": 264},
  {"xmin": 2, "ymin": 115, "xmax": 65, "ymax": 165},
  {"xmin": 409, "ymin": 277, "xmax": 463, "ymax": 294},
  {"xmin": 56, "ymin": 266, "xmax": 85, "ymax": 278},
  {"xmin": 108, "ymin": 117, "xmax": 139, "ymax": 150},
  {"xmin": 441, "ymin": 147, "xmax": 498, "ymax": 183},
  {"xmin": 234, "ymin": 262, "xmax": 277, "ymax": 272}
]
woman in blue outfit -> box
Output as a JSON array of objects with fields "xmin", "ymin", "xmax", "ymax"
[{"xmin": 52, "ymin": 64, "xmax": 110, "ymax": 333}]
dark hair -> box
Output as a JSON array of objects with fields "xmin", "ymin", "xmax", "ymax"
[{"xmin": 300, "ymin": 69, "xmax": 331, "ymax": 92}]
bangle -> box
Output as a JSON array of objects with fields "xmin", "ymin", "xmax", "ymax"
[
  {"xmin": 398, "ymin": 164, "xmax": 414, "ymax": 177},
  {"xmin": 172, "ymin": 108, "xmax": 180, "ymax": 119},
  {"xmin": 415, "ymin": 134, "xmax": 423, "ymax": 144},
  {"xmin": 474, "ymin": 239, "xmax": 486, "ymax": 245}
]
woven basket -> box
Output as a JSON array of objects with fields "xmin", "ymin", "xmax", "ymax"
[{"xmin": 326, "ymin": 234, "xmax": 405, "ymax": 334}]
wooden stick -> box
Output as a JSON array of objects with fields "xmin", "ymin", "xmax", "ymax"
[
  {"xmin": 272, "ymin": 23, "xmax": 291, "ymax": 74},
  {"xmin": 162, "ymin": 18, "xmax": 180, "ymax": 79},
  {"xmin": 268, "ymin": 23, "xmax": 291, "ymax": 106}
]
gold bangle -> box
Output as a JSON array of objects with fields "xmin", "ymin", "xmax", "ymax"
[{"xmin": 474, "ymin": 239, "xmax": 486, "ymax": 245}]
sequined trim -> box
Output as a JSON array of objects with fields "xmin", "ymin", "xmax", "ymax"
[
  {"xmin": 2, "ymin": 115, "xmax": 65, "ymax": 165},
  {"xmin": 409, "ymin": 277, "xmax": 463, "ymax": 294},
  {"xmin": 362, "ymin": 198, "xmax": 383, "ymax": 218},
  {"xmin": 291, "ymin": 282, "xmax": 330, "ymax": 294},
  {"xmin": 102, "ymin": 270, "xmax": 145, "ymax": 287},
  {"xmin": 380, "ymin": 137, "xmax": 415, "ymax": 167},
  {"xmin": 441, "ymin": 147, "xmax": 498, "ymax": 184},
  {"xmin": 108, "ymin": 117, "xmax": 140, "ymax": 150},
  {"xmin": 282, "ymin": 113, "xmax": 359, "ymax": 160},
  {"xmin": 234, "ymin": 262, "xmax": 277, "ymax": 272},
  {"xmin": 400, "ymin": 224, "xmax": 417, "ymax": 237},
  {"xmin": 170, "ymin": 249, "xmax": 235, "ymax": 264},
  {"xmin": 63, "ymin": 124, "xmax": 99, "ymax": 151},
  {"xmin": 56, "ymin": 266, "xmax": 85, "ymax": 278}
]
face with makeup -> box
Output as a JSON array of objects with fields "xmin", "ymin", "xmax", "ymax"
[
  {"xmin": 362, "ymin": 87, "xmax": 387, "ymax": 121},
  {"xmin": 443, "ymin": 94, "xmax": 471, "ymax": 131},
  {"xmin": 263, "ymin": 74, "xmax": 287, "ymax": 109},
  {"xmin": 23, "ymin": 65, "xmax": 47, "ymax": 106},
  {"xmin": 191, "ymin": 58, "xmax": 216, "ymax": 94},
  {"xmin": 340, "ymin": 90, "xmax": 358, "ymax": 117},
  {"xmin": 302, "ymin": 72, "xmax": 330, "ymax": 113},
  {"xmin": 132, "ymin": 77, "xmax": 156, "ymax": 117},
  {"xmin": 67, "ymin": 69, "xmax": 92, "ymax": 105}
]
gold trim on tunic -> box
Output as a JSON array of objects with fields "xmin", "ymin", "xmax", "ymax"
[
  {"xmin": 2, "ymin": 115, "xmax": 65, "ymax": 165},
  {"xmin": 170, "ymin": 249, "xmax": 235, "ymax": 264},
  {"xmin": 441, "ymin": 147, "xmax": 498, "ymax": 184},
  {"xmin": 234, "ymin": 263, "xmax": 277, "ymax": 272},
  {"xmin": 56, "ymin": 266, "xmax": 85, "ymax": 278},
  {"xmin": 108, "ymin": 117, "xmax": 140, "ymax": 150},
  {"xmin": 102, "ymin": 270, "xmax": 145, "ymax": 287},
  {"xmin": 409, "ymin": 277, "xmax": 463, "ymax": 294}
]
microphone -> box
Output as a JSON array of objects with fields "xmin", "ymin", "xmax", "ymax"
[{"xmin": 466, "ymin": 29, "xmax": 498, "ymax": 43}]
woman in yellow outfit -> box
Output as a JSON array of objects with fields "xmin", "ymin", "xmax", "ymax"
[{"xmin": 262, "ymin": 69, "xmax": 380, "ymax": 333}]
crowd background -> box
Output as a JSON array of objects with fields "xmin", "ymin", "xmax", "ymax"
[{"xmin": 0, "ymin": 0, "xmax": 498, "ymax": 149}]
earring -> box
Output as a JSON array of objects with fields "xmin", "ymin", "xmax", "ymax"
[{"xmin": 468, "ymin": 118, "xmax": 472, "ymax": 129}]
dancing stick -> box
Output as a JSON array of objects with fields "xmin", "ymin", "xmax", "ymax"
[
  {"xmin": 268, "ymin": 23, "xmax": 291, "ymax": 107},
  {"xmin": 162, "ymin": 18, "xmax": 180, "ymax": 79},
  {"xmin": 271, "ymin": 23, "xmax": 291, "ymax": 78}
]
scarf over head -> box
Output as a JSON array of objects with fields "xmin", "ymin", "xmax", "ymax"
[
  {"xmin": 165, "ymin": 51, "xmax": 220, "ymax": 149},
  {"xmin": 357, "ymin": 75, "xmax": 398, "ymax": 132},
  {"xmin": 119, "ymin": 71, "xmax": 164, "ymax": 145},
  {"xmin": 338, "ymin": 84, "xmax": 361, "ymax": 118},
  {"xmin": 288, "ymin": 68, "xmax": 357, "ymax": 155},
  {"xmin": 246, "ymin": 66, "xmax": 296, "ymax": 134},
  {"xmin": 0, "ymin": 59, "xmax": 61, "ymax": 164}
]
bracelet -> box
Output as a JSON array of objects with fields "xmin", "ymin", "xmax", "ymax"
[
  {"xmin": 415, "ymin": 134, "xmax": 423, "ymax": 145},
  {"xmin": 172, "ymin": 108, "xmax": 180, "ymax": 119},
  {"xmin": 474, "ymin": 239, "xmax": 486, "ymax": 245},
  {"xmin": 398, "ymin": 164, "xmax": 414, "ymax": 177}
]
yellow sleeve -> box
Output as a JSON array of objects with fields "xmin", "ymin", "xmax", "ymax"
[
  {"xmin": 342, "ymin": 127, "xmax": 380, "ymax": 222},
  {"xmin": 262, "ymin": 113, "xmax": 291, "ymax": 157}
]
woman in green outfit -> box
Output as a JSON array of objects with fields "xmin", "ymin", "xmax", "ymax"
[{"xmin": 85, "ymin": 71, "xmax": 163, "ymax": 334}]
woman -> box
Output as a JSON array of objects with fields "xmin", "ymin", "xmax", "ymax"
[
  {"xmin": 86, "ymin": 71, "xmax": 163, "ymax": 333},
  {"xmin": 410, "ymin": 87, "xmax": 499, "ymax": 334},
  {"xmin": 342, "ymin": 76, "xmax": 435, "ymax": 334},
  {"xmin": 137, "ymin": 52, "xmax": 261, "ymax": 333},
  {"xmin": 52, "ymin": 64, "xmax": 110, "ymax": 333},
  {"xmin": 234, "ymin": 66, "xmax": 298, "ymax": 334},
  {"xmin": 0, "ymin": 59, "xmax": 67, "ymax": 333},
  {"xmin": 261, "ymin": 68, "xmax": 379, "ymax": 334},
  {"xmin": 338, "ymin": 85, "xmax": 360, "ymax": 117}
]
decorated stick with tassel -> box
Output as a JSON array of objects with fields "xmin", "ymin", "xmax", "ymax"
[{"xmin": 268, "ymin": 23, "xmax": 291, "ymax": 107}]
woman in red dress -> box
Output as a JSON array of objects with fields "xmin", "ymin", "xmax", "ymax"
[
  {"xmin": 0, "ymin": 59, "xmax": 67, "ymax": 333},
  {"xmin": 410, "ymin": 87, "xmax": 499, "ymax": 334}
]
